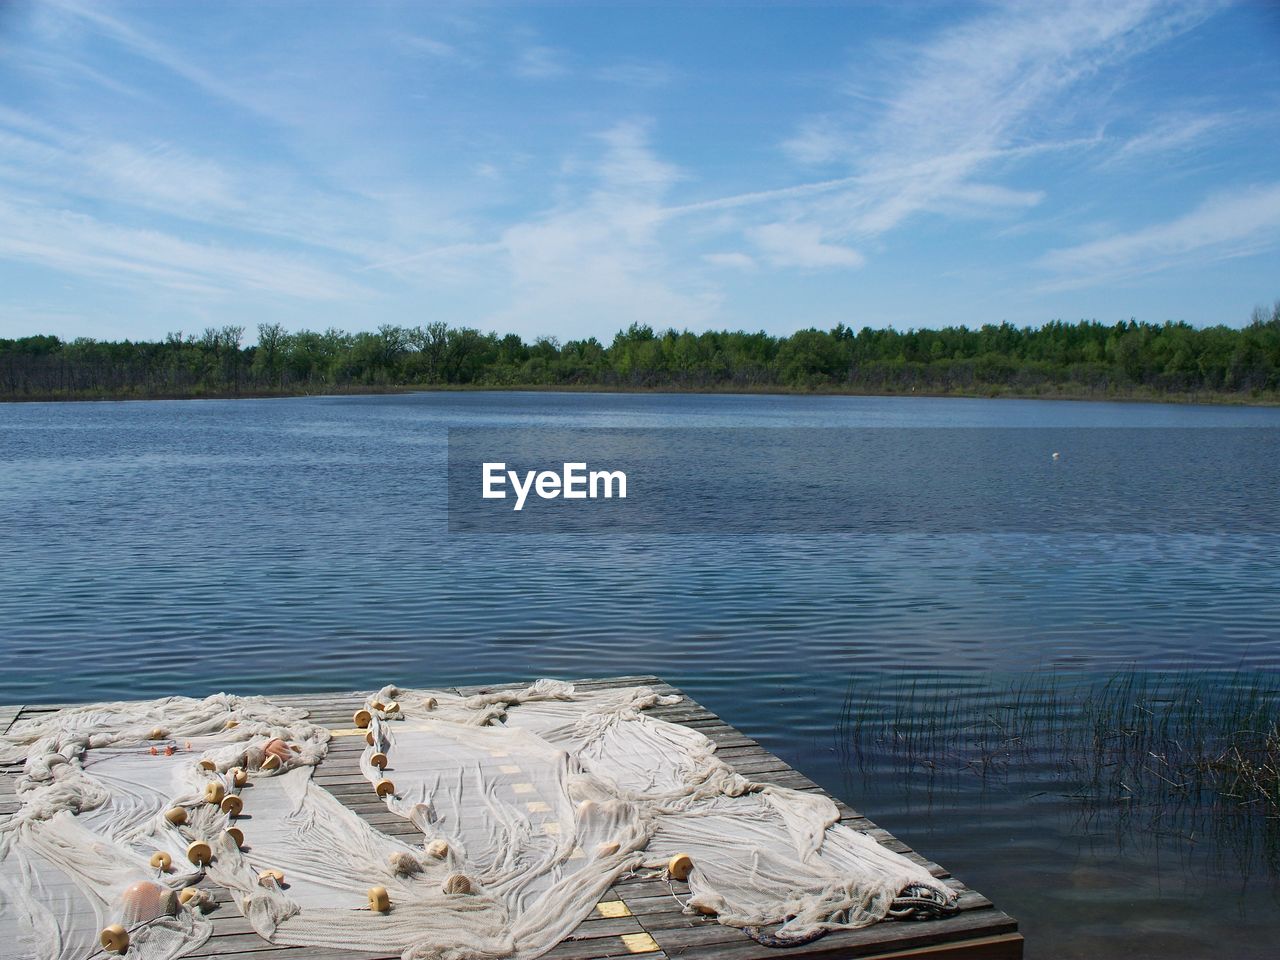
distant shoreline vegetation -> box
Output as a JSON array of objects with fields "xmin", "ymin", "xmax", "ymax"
[{"xmin": 3, "ymin": 305, "xmax": 1279, "ymax": 404}]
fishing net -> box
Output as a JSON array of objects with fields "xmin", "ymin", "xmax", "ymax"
[{"xmin": 0, "ymin": 681, "xmax": 955, "ymax": 959}]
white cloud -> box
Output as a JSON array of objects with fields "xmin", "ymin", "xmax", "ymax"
[
  {"xmin": 485, "ymin": 121, "xmax": 716, "ymax": 336},
  {"xmin": 780, "ymin": 116, "xmax": 849, "ymax": 166},
  {"xmin": 43, "ymin": 0, "xmax": 268, "ymax": 118},
  {"xmin": 747, "ymin": 223, "xmax": 864, "ymax": 269},
  {"xmin": 758, "ymin": 0, "xmax": 1218, "ymax": 247},
  {"xmin": 1038, "ymin": 182, "xmax": 1280, "ymax": 286},
  {"xmin": 702, "ymin": 252, "xmax": 756, "ymax": 270},
  {"xmin": 513, "ymin": 45, "xmax": 568, "ymax": 79},
  {"xmin": 0, "ymin": 198, "xmax": 366, "ymax": 300},
  {"xmin": 596, "ymin": 61, "xmax": 675, "ymax": 89},
  {"xmin": 81, "ymin": 142, "xmax": 243, "ymax": 216},
  {"xmin": 1104, "ymin": 111, "xmax": 1241, "ymax": 166},
  {"xmin": 401, "ymin": 35, "xmax": 462, "ymax": 61}
]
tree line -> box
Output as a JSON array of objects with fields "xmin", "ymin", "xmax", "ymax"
[{"xmin": 2, "ymin": 304, "xmax": 1279, "ymax": 402}]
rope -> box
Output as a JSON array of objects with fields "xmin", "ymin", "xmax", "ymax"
[
  {"xmin": 742, "ymin": 883, "xmax": 959, "ymax": 948},
  {"xmin": 742, "ymin": 924, "xmax": 830, "ymax": 949},
  {"xmin": 886, "ymin": 883, "xmax": 960, "ymax": 921}
]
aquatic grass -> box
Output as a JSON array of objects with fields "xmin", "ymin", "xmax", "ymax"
[{"xmin": 836, "ymin": 669, "xmax": 1280, "ymax": 873}]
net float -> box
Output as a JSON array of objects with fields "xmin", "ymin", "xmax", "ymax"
[
  {"xmin": 365, "ymin": 730, "xmax": 376, "ymax": 746},
  {"xmin": 368, "ymin": 885, "xmax": 391, "ymax": 912},
  {"xmin": 224, "ymin": 827, "xmax": 244, "ymax": 848},
  {"xmin": 186, "ymin": 841, "xmax": 212, "ymax": 866},
  {"xmin": 384, "ymin": 701, "xmax": 401, "ymax": 715},
  {"xmin": 422, "ymin": 697, "xmax": 437, "ymax": 710},
  {"xmin": 371, "ymin": 700, "xmax": 386, "ymax": 711},
  {"xmin": 121, "ymin": 881, "xmax": 177, "ymax": 923},
  {"xmin": 100, "ymin": 924, "xmax": 129, "ymax": 954},
  {"xmin": 198, "ymin": 759, "xmax": 216, "ymax": 771},
  {"xmin": 263, "ymin": 738, "xmax": 292, "ymax": 762},
  {"xmin": 163, "ymin": 806, "xmax": 187, "ymax": 826},
  {"xmin": 149, "ymin": 850, "xmax": 172, "ymax": 871},
  {"xmin": 220, "ymin": 794, "xmax": 243, "ymax": 816},
  {"xmin": 262, "ymin": 754, "xmax": 281, "ymax": 771},
  {"xmin": 204, "ymin": 782, "xmax": 225, "ymax": 805},
  {"xmin": 225, "ymin": 718, "xmax": 238, "ymax": 729},
  {"xmin": 353, "ymin": 709, "xmax": 372, "ymax": 728},
  {"xmin": 442, "ymin": 873, "xmax": 473, "ymax": 895},
  {"xmin": 258, "ymin": 868, "xmax": 285, "ymax": 887},
  {"xmin": 290, "ymin": 744, "xmax": 301, "ymax": 753},
  {"xmin": 425, "ymin": 839, "xmax": 449, "ymax": 859},
  {"xmin": 230, "ymin": 767, "xmax": 248, "ymax": 787},
  {"xmin": 668, "ymin": 853, "xmax": 694, "ymax": 881},
  {"xmin": 149, "ymin": 728, "xmax": 166, "ymax": 741},
  {"xmin": 370, "ymin": 752, "xmax": 389, "ymax": 770},
  {"xmin": 178, "ymin": 887, "xmax": 200, "ymax": 906},
  {"xmin": 374, "ymin": 778, "xmax": 395, "ymax": 798}
]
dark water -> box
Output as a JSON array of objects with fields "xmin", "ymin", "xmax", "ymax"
[{"xmin": 2, "ymin": 391, "xmax": 1278, "ymax": 957}]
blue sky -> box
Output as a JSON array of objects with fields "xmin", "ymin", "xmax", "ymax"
[{"xmin": 1, "ymin": 0, "xmax": 1278, "ymax": 344}]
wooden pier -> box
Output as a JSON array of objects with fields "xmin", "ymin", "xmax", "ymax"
[{"xmin": 0, "ymin": 676, "xmax": 1022, "ymax": 960}]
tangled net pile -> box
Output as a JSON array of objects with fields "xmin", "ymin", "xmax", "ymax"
[{"xmin": 0, "ymin": 680, "xmax": 955, "ymax": 959}]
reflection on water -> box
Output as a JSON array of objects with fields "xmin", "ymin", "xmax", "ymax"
[{"xmin": 1, "ymin": 391, "xmax": 1279, "ymax": 957}]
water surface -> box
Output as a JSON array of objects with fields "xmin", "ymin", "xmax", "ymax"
[{"xmin": 1, "ymin": 391, "xmax": 1277, "ymax": 958}]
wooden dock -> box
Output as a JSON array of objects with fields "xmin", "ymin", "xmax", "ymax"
[{"xmin": 1, "ymin": 676, "xmax": 1022, "ymax": 960}]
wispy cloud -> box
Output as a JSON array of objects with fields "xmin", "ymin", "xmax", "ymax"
[
  {"xmin": 513, "ymin": 45, "xmax": 568, "ymax": 79},
  {"xmin": 747, "ymin": 223, "xmax": 864, "ymax": 269},
  {"xmin": 0, "ymin": 0, "xmax": 1262, "ymax": 339},
  {"xmin": 401, "ymin": 35, "xmax": 463, "ymax": 61},
  {"xmin": 596, "ymin": 60, "xmax": 676, "ymax": 89},
  {"xmin": 42, "ymin": 0, "xmax": 268, "ymax": 118},
  {"xmin": 0, "ymin": 197, "xmax": 365, "ymax": 300},
  {"xmin": 1038, "ymin": 182, "xmax": 1280, "ymax": 287},
  {"xmin": 807, "ymin": 0, "xmax": 1216, "ymax": 239},
  {"xmin": 664, "ymin": 1, "xmax": 1215, "ymax": 276},
  {"xmin": 702, "ymin": 252, "xmax": 756, "ymax": 270},
  {"xmin": 486, "ymin": 120, "xmax": 717, "ymax": 336},
  {"xmin": 1102, "ymin": 110, "xmax": 1242, "ymax": 167}
]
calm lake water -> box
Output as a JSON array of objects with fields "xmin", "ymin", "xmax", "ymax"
[{"xmin": 2, "ymin": 391, "xmax": 1278, "ymax": 958}]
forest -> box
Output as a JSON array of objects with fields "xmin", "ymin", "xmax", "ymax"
[{"xmin": 2, "ymin": 304, "xmax": 1279, "ymax": 403}]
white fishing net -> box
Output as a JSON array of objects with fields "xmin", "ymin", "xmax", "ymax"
[
  {"xmin": 1, "ymin": 681, "xmax": 955, "ymax": 960},
  {"xmin": 0, "ymin": 693, "xmax": 323, "ymax": 960}
]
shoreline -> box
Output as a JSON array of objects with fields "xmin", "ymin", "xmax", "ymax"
[{"xmin": 2, "ymin": 381, "xmax": 1279, "ymax": 407}]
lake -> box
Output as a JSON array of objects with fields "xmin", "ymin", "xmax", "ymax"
[{"xmin": 1, "ymin": 391, "xmax": 1278, "ymax": 958}]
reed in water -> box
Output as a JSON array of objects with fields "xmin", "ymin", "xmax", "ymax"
[{"xmin": 837, "ymin": 669, "xmax": 1280, "ymax": 874}]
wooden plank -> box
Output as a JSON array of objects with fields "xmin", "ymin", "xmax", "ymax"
[{"xmin": 653, "ymin": 908, "xmax": 1018, "ymax": 960}]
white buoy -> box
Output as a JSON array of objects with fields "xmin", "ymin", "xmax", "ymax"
[{"xmin": 1052, "ymin": 451, "xmax": 1060, "ymax": 460}]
